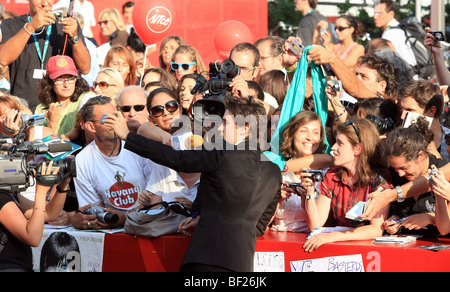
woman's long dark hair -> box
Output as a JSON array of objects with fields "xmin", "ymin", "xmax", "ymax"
[{"xmin": 37, "ymin": 75, "xmax": 89, "ymax": 106}]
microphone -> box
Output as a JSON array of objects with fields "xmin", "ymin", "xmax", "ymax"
[
  {"xmin": 47, "ymin": 143, "xmax": 73, "ymax": 153},
  {"xmin": 184, "ymin": 134, "xmax": 204, "ymax": 149},
  {"xmin": 172, "ymin": 132, "xmax": 203, "ymax": 150}
]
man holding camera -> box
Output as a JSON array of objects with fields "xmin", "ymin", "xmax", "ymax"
[{"xmin": 0, "ymin": 0, "xmax": 91, "ymax": 111}]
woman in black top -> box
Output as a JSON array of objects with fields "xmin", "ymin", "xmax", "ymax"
[
  {"xmin": 0, "ymin": 161, "xmax": 71, "ymax": 272},
  {"xmin": 383, "ymin": 117, "xmax": 448, "ymax": 237}
]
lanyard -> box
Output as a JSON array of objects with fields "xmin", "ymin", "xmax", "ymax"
[{"xmin": 27, "ymin": 13, "xmax": 52, "ymax": 69}]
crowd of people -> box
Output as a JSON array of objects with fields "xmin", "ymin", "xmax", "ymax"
[{"xmin": 0, "ymin": 0, "xmax": 449, "ymax": 272}]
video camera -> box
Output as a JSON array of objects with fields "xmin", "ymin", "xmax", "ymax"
[
  {"xmin": 0, "ymin": 133, "xmax": 76, "ymax": 193},
  {"xmin": 190, "ymin": 58, "xmax": 241, "ymax": 122}
]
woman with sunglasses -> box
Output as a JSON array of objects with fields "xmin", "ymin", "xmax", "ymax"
[
  {"xmin": 170, "ymin": 45, "xmax": 207, "ymax": 81},
  {"xmin": 159, "ymin": 36, "xmax": 186, "ymax": 71},
  {"xmin": 300, "ymin": 118, "xmax": 392, "ymax": 252},
  {"xmin": 93, "ymin": 68, "xmax": 124, "ymax": 106},
  {"xmin": 138, "ymin": 87, "xmax": 181, "ymax": 138},
  {"xmin": 98, "ymin": 8, "xmax": 129, "ymax": 48},
  {"xmin": 314, "ymin": 15, "xmax": 365, "ymax": 72},
  {"xmin": 36, "ymin": 56, "xmax": 90, "ymax": 137}
]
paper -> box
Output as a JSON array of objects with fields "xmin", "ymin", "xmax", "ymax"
[
  {"xmin": 253, "ymin": 252, "xmax": 285, "ymax": 272},
  {"xmin": 290, "ymin": 254, "xmax": 365, "ymax": 272}
]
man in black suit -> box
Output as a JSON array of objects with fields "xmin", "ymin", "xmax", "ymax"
[{"xmin": 106, "ymin": 96, "xmax": 281, "ymax": 272}]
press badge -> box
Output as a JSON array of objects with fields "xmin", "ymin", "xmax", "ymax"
[{"xmin": 33, "ymin": 68, "xmax": 47, "ymax": 79}]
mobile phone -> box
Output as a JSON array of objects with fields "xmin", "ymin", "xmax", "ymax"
[
  {"xmin": 289, "ymin": 38, "xmax": 304, "ymax": 56},
  {"xmin": 100, "ymin": 114, "xmax": 108, "ymax": 125}
]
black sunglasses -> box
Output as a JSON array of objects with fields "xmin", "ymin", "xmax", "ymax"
[
  {"xmin": 120, "ymin": 105, "xmax": 146, "ymax": 112},
  {"xmin": 345, "ymin": 120, "xmax": 361, "ymax": 143},
  {"xmin": 335, "ymin": 26, "xmax": 350, "ymax": 32},
  {"xmin": 150, "ymin": 100, "xmax": 179, "ymax": 117}
]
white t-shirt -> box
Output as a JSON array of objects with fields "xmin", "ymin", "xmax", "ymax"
[
  {"xmin": 74, "ymin": 140, "xmax": 154, "ymax": 212},
  {"xmin": 145, "ymin": 163, "xmax": 199, "ymax": 203}
]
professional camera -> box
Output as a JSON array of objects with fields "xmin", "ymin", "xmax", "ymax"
[
  {"xmin": 20, "ymin": 113, "xmax": 45, "ymax": 130},
  {"xmin": 366, "ymin": 114, "xmax": 395, "ymax": 135},
  {"xmin": 305, "ymin": 169, "xmax": 324, "ymax": 182},
  {"xmin": 191, "ymin": 58, "xmax": 241, "ymax": 122},
  {"xmin": 0, "ymin": 133, "xmax": 76, "ymax": 193},
  {"xmin": 83, "ymin": 206, "xmax": 119, "ymax": 225}
]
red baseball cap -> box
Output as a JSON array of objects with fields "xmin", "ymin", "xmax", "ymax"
[{"xmin": 46, "ymin": 55, "xmax": 78, "ymax": 80}]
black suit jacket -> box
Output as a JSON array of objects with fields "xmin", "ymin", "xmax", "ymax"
[{"xmin": 124, "ymin": 132, "xmax": 281, "ymax": 272}]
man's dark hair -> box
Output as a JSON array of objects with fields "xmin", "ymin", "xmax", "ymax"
[
  {"xmin": 225, "ymin": 96, "xmax": 266, "ymax": 144},
  {"xmin": 254, "ymin": 36, "xmax": 284, "ymax": 58},
  {"xmin": 122, "ymin": 1, "xmax": 135, "ymax": 13},
  {"xmin": 80, "ymin": 95, "xmax": 112, "ymax": 123},
  {"xmin": 230, "ymin": 42, "xmax": 260, "ymax": 68},
  {"xmin": 358, "ymin": 53, "xmax": 399, "ymax": 99},
  {"xmin": 379, "ymin": 0, "xmax": 396, "ymax": 13}
]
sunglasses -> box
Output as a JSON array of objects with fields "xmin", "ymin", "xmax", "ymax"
[
  {"xmin": 120, "ymin": 104, "xmax": 145, "ymax": 113},
  {"xmin": 170, "ymin": 61, "xmax": 197, "ymax": 71},
  {"xmin": 335, "ymin": 26, "xmax": 350, "ymax": 32},
  {"xmin": 150, "ymin": 100, "xmax": 179, "ymax": 117},
  {"xmin": 120, "ymin": 105, "xmax": 146, "ymax": 112},
  {"xmin": 93, "ymin": 81, "xmax": 117, "ymax": 91},
  {"xmin": 98, "ymin": 20, "xmax": 111, "ymax": 26},
  {"xmin": 345, "ymin": 120, "xmax": 361, "ymax": 143}
]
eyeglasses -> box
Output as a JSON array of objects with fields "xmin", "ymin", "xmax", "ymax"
[
  {"xmin": 150, "ymin": 100, "xmax": 179, "ymax": 117},
  {"xmin": 120, "ymin": 105, "xmax": 146, "ymax": 112},
  {"xmin": 98, "ymin": 20, "xmax": 111, "ymax": 26},
  {"xmin": 170, "ymin": 61, "xmax": 196, "ymax": 71},
  {"xmin": 93, "ymin": 81, "xmax": 117, "ymax": 91},
  {"xmin": 345, "ymin": 120, "xmax": 361, "ymax": 143},
  {"xmin": 53, "ymin": 76, "xmax": 77, "ymax": 85},
  {"xmin": 240, "ymin": 66, "xmax": 257, "ymax": 73},
  {"xmin": 335, "ymin": 26, "xmax": 350, "ymax": 32}
]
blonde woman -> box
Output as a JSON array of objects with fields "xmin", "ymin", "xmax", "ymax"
[
  {"xmin": 92, "ymin": 68, "xmax": 124, "ymax": 105},
  {"xmin": 98, "ymin": 8, "xmax": 128, "ymax": 47}
]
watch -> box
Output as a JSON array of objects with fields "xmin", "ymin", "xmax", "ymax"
[
  {"xmin": 69, "ymin": 35, "xmax": 79, "ymax": 44},
  {"xmin": 395, "ymin": 186, "xmax": 405, "ymax": 202}
]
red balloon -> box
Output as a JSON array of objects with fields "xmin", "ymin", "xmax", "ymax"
[
  {"xmin": 213, "ymin": 20, "xmax": 254, "ymax": 59},
  {"xmin": 132, "ymin": 0, "xmax": 176, "ymax": 44}
]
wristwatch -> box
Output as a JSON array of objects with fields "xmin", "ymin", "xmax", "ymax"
[
  {"xmin": 69, "ymin": 35, "xmax": 79, "ymax": 44},
  {"xmin": 395, "ymin": 186, "xmax": 405, "ymax": 202}
]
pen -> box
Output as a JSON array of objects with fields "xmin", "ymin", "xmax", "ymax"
[
  {"xmin": 43, "ymin": 103, "xmax": 64, "ymax": 110},
  {"xmin": 179, "ymin": 211, "xmax": 199, "ymax": 233}
]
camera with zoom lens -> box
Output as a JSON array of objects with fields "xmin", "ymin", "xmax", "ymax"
[
  {"xmin": 83, "ymin": 206, "xmax": 119, "ymax": 225},
  {"xmin": 191, "ymin": 58, "xmax": 241, "ymax": 122},
  {"xmin": 365, "ymin": 114, "xmax": 395, "ymax": 135},
  {"xmin": 0, "ymin": 133, "xmax": 76, "ymax": 193}
]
